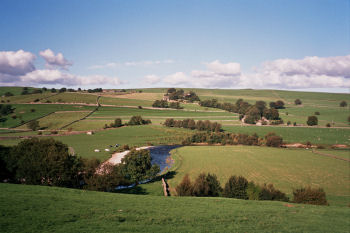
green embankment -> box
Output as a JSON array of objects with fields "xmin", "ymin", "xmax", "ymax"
[{"xmin": 1, "ymin": 183, "xmax": 349, "ymax": 233}]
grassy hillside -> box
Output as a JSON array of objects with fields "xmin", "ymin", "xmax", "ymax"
[
  {"xmin": 167, "ymin": 146, "xmax": 350, "ymax": 204},
  {"xmin": 1, "ymin": 183, "xmax": 349, "ymax": 233}
]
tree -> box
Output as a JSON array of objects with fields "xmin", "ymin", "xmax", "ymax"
[
  {"xmin": 307, "ymin": 116, "xmax": 318, "ymax": 126},
  {"xmin": 51, "ymin": 88, "xmax": 57, "ymax": 93},
  {"xmin": 192, "ymin": 173, "xmax": 222, "ymax": 197},
  {"xmin": 10, "ymin": 138, "xmax": 83, "ymax": 187},
  {"xmin": 113, "ymin": 118, "xmax": 122, "ymax": 127},
  {"xmin": 121, "ymin": 149, "xmax": 160, "ymax": 184},
  {"xmin": 265, "ymin": 135, "xmax": 283, "ymax": 147},
  {"xmin": 4, "ymin": 92, "xmax": 14, "ymax": 97},
  {"xmin": 255, "ymin": 101, "xmax": 266, "ymax": 116},
  {"xmin": 294, "ymin": 99, "xmax": 302, "ymax": 105},
  {"xmin": 223, "ymin": 175, "xmax": 248, "ymax": 199},
  {"xmin": 293, "ymin": 187, "xmax": 328, "ymax": 205},
  {"xmin": 176, "ymin": 174, "xmax": 193, "ymax": 196},
  {"xmin": 27, "ymin": 120, "xmax": 40, "ymax": 131},
  {"xmin": 340, "ymin": 101, "xmax": 347, "ymax": 107}
]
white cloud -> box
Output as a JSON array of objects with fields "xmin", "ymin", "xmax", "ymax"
[
  {"xmin": 20, "ymin": 69, "xmax": 123, "ymax": 86},
  {"xmin": 0, "ymin": 50, "xmax": 36, "ymax": 76},
  {"xmin": 143, "ymin": 75, "xmax": 161, "ymax": 84},
  {"xmin": 89, "ymin": 59, "xmax": 174, "ymax": 69},
  {"xmin": 39, "ymin": 49, "xmax": 72, "ymax": 69},
  {"xmin": 206, "ymin": 60, "xmax": 241, "ymax": 76},
  {"xmin": 163, "ymin": 72, "xmax": 190, "ymax": 86},
  {"xmin": 260, "ymin": 55, "xmax": 350, "ymax": 78}
]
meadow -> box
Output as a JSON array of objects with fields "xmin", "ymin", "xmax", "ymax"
[
  {"xmin": 223, "ymin": 125, "xmax": 350, "ymax": 145},
  {"xmin": 166, "ymin": 146, "xmax": 350, "ymax": 205},
  {"xmin": 1, "ymin": 183, "xmax": 349, "ymax": 233}
]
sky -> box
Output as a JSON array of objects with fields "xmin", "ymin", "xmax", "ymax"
[{"xmin": 0, "ymin": 0, "xmax": 349, "ymax": 93}]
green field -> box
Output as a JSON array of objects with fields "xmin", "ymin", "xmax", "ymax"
[
  {"xmin": 0, "ymin": 104, "xmax": 95, "ymax": 128},
  {"xmin": 166, "ymin": 146, "xmax": 350, "ymax": 204},
  {"xmin": 1, "ymin": 183, "xmax": 349, "ymax": 233},
  {"xmin": 224, "ymin": 125, "xmax": 350, "ymax": 145}
]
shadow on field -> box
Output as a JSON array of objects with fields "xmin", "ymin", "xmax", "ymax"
[{"xmin": 114, "ymin": 186, "xmax": 148, "ymax": 195}]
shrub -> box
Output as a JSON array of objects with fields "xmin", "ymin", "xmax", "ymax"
[
  {"xmin": 314, "ymin": 111, "xmax": 320, "ymax": 115},
  {"xmin": 11, "ymin": 115, "xmax": 17, "ymax": 119},
  {"xmin": 37, "ymin": 131, "xmax": 42, "ymax": 135},
  {"xmin": 259, "ymin": 183, "xmax": 289, "ymax": 201},
  {"xmin": 138, "ymin": 106, "xmax": 142, "ymax": 109},
  {"xmin": 287, "ymin": 121, "xmax": 291, "ymax": 126},
  {"xmin": 293, "ymin": 122, "xmax": 297, "ymax": 126},
  {"xmin": 176, "ymin": 174, "xmax": 193, "ymax": 196},
  {"xmin": 339, "ymin": 100, "xmax": 347, "ymax": 107},
  {"xmin": 265, "ymin": 133, "xmax": 283, "ymax": 147},
  {"xmin": 307, "ymin": 116, "xmax": 318, "ymax": 126},
  {"xmin": 294, "ymin": 99, "xmax": 302, "ymax": 105},
  {"xmin": 127, "ymin": 116, "xmax": 151, "ymax": 125},
  {"xmin": 27, "ymin": 120, "xmax": 40, "ymax": 131},
  {"xmin": 112, "ymin": 118, "xmax": 122, "ymax": 128},
  {"xmin": 293, "ymin": 187, "xmax": 328, "ymax": 205},
  {"xmin": 223, "ymin": 175, "xmax": 248, "ymax": 199},
  {"xmin": 4, "ymin": 92, "xmax": 14, "ymax": 97},
  {"xmin": 30, "ymin": 109, "xmax": 36, "ymax": 112},
  {"xmin": 247, "ymin": 182, "xmax": 261, "ymax": 200},
  {"xmin": 191, "ymin": 173, "xmax": 222, "ymax": 197}
]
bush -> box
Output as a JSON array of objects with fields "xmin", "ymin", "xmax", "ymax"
[
  {"xmin": 127, "ymin": 116, "xmax": 151, "ymax": 125},
  {"xmin": 307, "ymin": 116, "xmax": 318, "ymax": 126},
  {"xmin": 294, "ymin": 99, "xmax": 302, "ymax": 105},
  {"xmin": 30, "ymin": 109, "xmax": 36, "ymax": 112},
  {"xmin": 314, "ymin": 111, "xmax": 320, "ymax": 115},
  {"xmin": 293, "ymin": 187, "xmax": 328, "ymax": 205},
  {"xmin": 111, "ymin": 118, "xmax": 122, "ymax": 128},
  {"xmin": 293, "ymin": 122, "xmax": 297, "ymax": 126},
  {"xmin": 4, "ymin": 92, "xmax": 14, "ymax": 97},
  {"xmin": 326, "ymin": 123, "xmax": 331, "ymax": 127},
  {"xmin": 192, "ymin": 173, "xmax": 222, "ymax": 197},
  {"xmin": 223, "ymin": 175, "xmax": 248, "ymax": 199},
  {"xmin": 265, "ymin": 134, "xmax": 283, "ymax": 147},
  {"xmin": 287, "ymin": 121, "xmax": 291, "ymax": 126},
  {"xmin": 176, "ymin": 174, "xmax": 193, "ymax": 196},
  {"xmin": 259, "ymin": 183, "xmax": 289, "ymax": 201},
  {"xmin": 339, "ymin": 101, "xmax": 347, "ymax": 107},
  {"xmin": 246, "ymin": 182, "xmax": 261, "ymax": 200},
  {"xmin": 27, "ymin": 120, "xmax": 40, "ymax": 131}
]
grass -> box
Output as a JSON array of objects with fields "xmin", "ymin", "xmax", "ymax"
[
  {"xmin": 167, "ymin": 146, "xmax": 350, "ymax": 205},
  {"xmin": 0, "ymin": 104, "xmax": 95, "ymax": 128},
  {"xmin": 0, "ymin": 86, "xmax": 39, "ymax": 96},
  {"xmin": 0, "ymin": 125, "xmax": 194, "ymax": 161},
  {"xmin": 17, "ymin": 111, "xmax": 90, "ymax": 130},
  {"xmin": 1, "ymin": 183, "xmax": 349, "ymax": 232},
  {"xmin": 44, "ymin": 92, "xmax": 99, "ymax": 104},
  {"xmin": 223, "ymin": 125, "xmax": 350, "ymax": 145}
]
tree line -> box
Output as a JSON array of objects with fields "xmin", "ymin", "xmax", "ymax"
[
  {"xmin": 164, "ymin": 118, "xmax": 222, "ymax": 132},
  {"xmin": 104, "ymin": 116, "xmax": 151, "ymax": 129},
  {"xmin": 165, "ymin": 88, "xmax": 200, "ymax": 102},
  {"xmin": 152, "ymin": 100, "xmax": 183, "ymax": 109},
  {"xmin": 175, "ymin": 173, "xmax": 328, "ymax": 205},
  {"xmin": 0, "ymin": 138, "xmax": 159, "ymax": 192},
  {"xmin": 199, "ymin": 99, "xmax": 284, "ymax": 125},
  {"xmin": 181, "ymin": 131, "xmax": 284, "ymax": 147}
]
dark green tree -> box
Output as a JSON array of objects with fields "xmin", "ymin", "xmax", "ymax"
[
  {"xmin": 307, "ymin": 116, "xmax": 318, "ymax": 126},
  {"xmin": 223, "ymin": 175, "xmax": 248, "ymax": 199},
  {"xmin": 27, "ymin": 120, "xmax": 40, "ymax": 131},
  {"xmin": 121, "ymin": 149, "xmax": 160, "ymax": 184},
  {"xmin": 340, "ymin": 101, "xmax": 347, "ymax": 107}
]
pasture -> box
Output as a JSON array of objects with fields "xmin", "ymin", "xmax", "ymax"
[
  {"xmin": 1, "ymin": 183, "xmax": 349, "ymax": 233},
  {"xmin": 167, "ymin": 146, "xmax": 350, "ymax": 204}
]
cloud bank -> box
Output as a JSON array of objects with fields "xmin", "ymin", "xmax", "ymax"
[
  {"xmin": 39, "ymin": 49, "xmax": 72, "ymax": 69},
  {"xmin": 0, "ymin": 49, "xmax": 122, "ymax": 87},
  {"xmin": 89, "ymin": 59, "xmax": 174, "ymax": 69},
  {"xmin": 145, "ymin": 55, "xmax": 350, "ymax": 89}
]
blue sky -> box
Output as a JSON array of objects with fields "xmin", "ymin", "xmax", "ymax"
[{"xmin": 0, "ymin": 0, "xmax": 349, "ymax": 92}]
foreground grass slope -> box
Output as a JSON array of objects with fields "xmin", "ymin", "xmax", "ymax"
[
  {"xmin": 1, "ymin": 183, "xmax": 349, "ymax": 233},
  {"xmin": 167, "ymin": 146, "xmax": 350, "ymax": 204}
]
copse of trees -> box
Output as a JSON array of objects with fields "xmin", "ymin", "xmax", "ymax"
[
  {"xmin": 152, "ymin": 100, "xmax": 183, "ymax": 109},
  {"xmin": 164, "ymin": 118, "xmax": 222, "ymax": 132},
  {"xmin": 269, "ymin": 100, "xmax": 285, "ymax": 109},
  {"xmin": 0, "ymin": 104, "xmax": 13, "ymax": 116},
  {"xmin": 87, "ymin": 88, "xmax": 103, "ymax": 93},
  {"xmin": 0, "ymin": 138, "xmax": 162, "ymax": 193},
  {"xmin": 175, "ymin": 173, "xmax": 290, "ymax": 203},
  {"xmin": 200, "ymin": 99, "xmax": 283, "ymax": 125},
  {"xmin": 165, "ymin": 88, "xmax": 200, "ymax": 102},
  {"xmin": 127, "ymin": 116, "xmax": 151, "ymax": 125},
  {"xmin": 339, "ymin": 100, "xmax": 347, "ymax": 107},
  {"xmin": 294, "ymin": 99, "xmax": 302, "ymax": 105},
  {"xmin": 307, "ymin": 116, "xmax": 318, "ymax": 126},
  {"xmin": 293, "ymin": 187, "xmax": 328, "ymax": 205}
]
